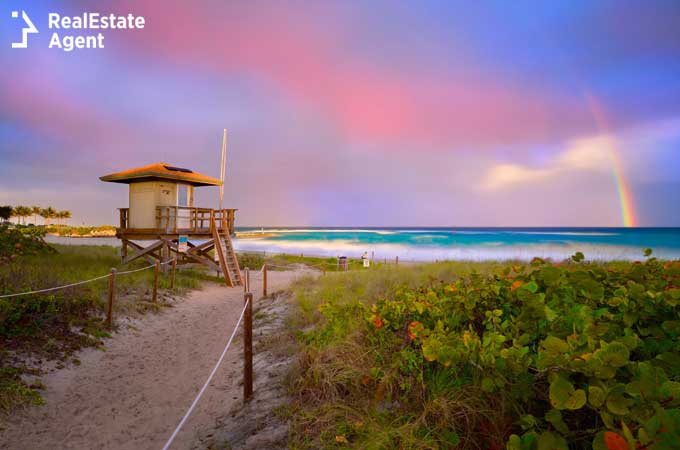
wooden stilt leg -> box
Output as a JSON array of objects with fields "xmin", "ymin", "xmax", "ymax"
[{"xmin": 121, "ymin": 239, "xmax": 128, "ymax": 263}]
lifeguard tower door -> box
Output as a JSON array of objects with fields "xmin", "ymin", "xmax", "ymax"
[
  {"xmin": 177, "ymin": 184, "xmax": 192, "ymax": 228},
  {"xmin": 129, "ymin": 182, "xmax": 155, "ymax": 228}
]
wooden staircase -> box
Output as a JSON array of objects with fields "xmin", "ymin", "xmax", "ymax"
[{"xmin": 212, "ymin": 217, "xmax": 243, "ymax": 287}]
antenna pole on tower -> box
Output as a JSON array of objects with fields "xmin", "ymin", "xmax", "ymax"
[{"xmin": 219, "ymin": 129, "xmax": 227, "ymax": 211}]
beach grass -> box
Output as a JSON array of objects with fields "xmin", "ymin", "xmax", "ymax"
[{"xmin": 237, "ymin": 251, "xmax": 368, "ymax": 272}]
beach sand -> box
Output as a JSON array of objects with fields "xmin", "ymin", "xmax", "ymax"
[{"xmin": 0, "ymin": 268, "xmax": 312, "ymax": 450}]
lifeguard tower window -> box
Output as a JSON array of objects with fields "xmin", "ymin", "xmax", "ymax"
[
  {"xmin": 163, "ymin": 165, "xmax": 193, "ymax": 173},
  {"xmin": 178, "ymin": 184, "xmax": 190, "ymax": 207}
]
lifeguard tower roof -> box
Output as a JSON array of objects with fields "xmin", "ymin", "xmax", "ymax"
[{"xmin": 99, "ymin": 162, "xmax": 222, "ymax": 187}]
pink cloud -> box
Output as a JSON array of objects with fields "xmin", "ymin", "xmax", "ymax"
[{"xmin": 102, "ymin": 1, "xmax": 592, "ymax": 148}]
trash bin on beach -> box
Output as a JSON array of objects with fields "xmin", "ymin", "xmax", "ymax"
[{"xmin": 337, "ymin": 256, "xmax": 348, "ymax": 271}]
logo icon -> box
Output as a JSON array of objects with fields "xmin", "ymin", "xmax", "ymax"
[{"xmin": 11, "ymin": 10, "xmax": 39, "ymax": 48}]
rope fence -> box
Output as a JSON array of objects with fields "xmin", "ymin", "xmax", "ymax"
[
  {"xmin": 1, "ymin": 253, "xmax": 373, "ymax": 301},
  {"xmin": 0, "ymin": 260, "xmax": 174, "ymax": 299},
  {"xmin": 263, "ymin": 262, "xmax": 332, "ymax": 270},
  {"xmin": 1, "ymin": 252, "xmax": 333, "ymax": 327},
  {"xmin": 2, "ymin": 250, "xmax": 374, "ymax": 325},
  {"xmin": 160, "ymin": 294, "xmax": 251, "ymax": 450},
  {"xmin": 0, "ymin": 273, "xmax": 113, "ymax": 299},
  {"xmin": 117, "ymin": 262, "xmax": 161, "ymax": 276}
]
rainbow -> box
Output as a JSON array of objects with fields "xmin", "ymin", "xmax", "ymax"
[
  {"xmin": 585, "ymin": 95, "xmax": 638, "ymax": 227},
  {"xmin": 610, "ymin": 148, "xmax": 637, "ymax": 228}
]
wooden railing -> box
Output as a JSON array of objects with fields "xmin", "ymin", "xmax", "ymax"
[{"xmin": 117, "ymin": 207, "xmax": 236, "ymax": 235}]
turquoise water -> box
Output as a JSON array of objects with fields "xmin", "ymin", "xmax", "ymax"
[{"xmin": 233, "ymin": 228, "xmax": 680, "ymax": 261}]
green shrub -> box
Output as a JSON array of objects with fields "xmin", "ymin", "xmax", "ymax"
[
  {"xmin": 0, "ymin": 225, "xmax": 54, "ymax": 265},
  {"xmin": 289, "ymin": 255, "xmax": 680, "ymax": 449},
  {"xmin": 237, "ymin": 252, "xmax": 265, "ymax": 270}
]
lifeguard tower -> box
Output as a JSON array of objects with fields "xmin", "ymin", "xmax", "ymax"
[{"xmin": 100, "ymin": 162, "xmax": 242, "ymax": 286}]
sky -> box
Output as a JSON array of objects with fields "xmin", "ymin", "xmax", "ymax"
[{"xmin": 0, "ymin": 0, "xmax": 679, "ymax": 227}]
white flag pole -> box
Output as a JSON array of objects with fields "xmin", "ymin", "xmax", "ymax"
[{"xmin": 219, "ymin": 129, "xmax": 227, "ymax": 211}]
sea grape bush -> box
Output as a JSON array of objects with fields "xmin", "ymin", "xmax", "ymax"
[
  {"xmin": 367, "ymin": 253, "xmax": 680, "ymax": 449},
  {"xmin": 0, "ymin": 225, "xmax": 54, "ymax": 265}
]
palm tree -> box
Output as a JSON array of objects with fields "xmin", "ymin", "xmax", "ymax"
[
  {"xmin": 10, "ymin": 207, "xmax": 20, "ymax": 224},
  {"xmin": 0, "ymin": 206, "xmax": 12, "ymax": 222},
  {"xmin": 40, "ymin": 207, "xmax": 57, "ymax": 226},
  {"xmin": 14, "ymin": 206, "xmax": 32, "ymax": 225},
  {"xmin": 22, "ymin": 206, "xmax": 32, "ymax": 224},
  {"xmin": 54, "ymin": 210, "xmax": 71, "ymax": 227},
  {"xmin": 31, "ymin": 206, "xmax": 41, "ymax": 225},
  {"xmin": 13, "ymin": 206, "xmax": 22, "ymax": 224},
  {"xmin": 60, "ymin": 210, "xmax": 72, "ymax": 226}
]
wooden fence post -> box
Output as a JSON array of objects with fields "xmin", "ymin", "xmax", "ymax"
[
  {"xmin": 244, "ymin": 292, "xmax": 253, "ymax": 403},
  {"xmin": 152, "ymin": 261, "xmax": 160, "ymax": 303},
  {"xmin": 243, "ymin": 267, "xmax": 249, "ymax": 293},
  {"xmin": 396, "ymin": 256, "xmax": 399, "ymax": 265},
  {"xmin": 263, "ymin": 264, "xmax": 267, "ymax": 297},
  {"xmin": 106, "ymin": 268, "xmax": 116, "ymax": 328},
  {"xmin": 169, "ymin": 257, "xmax": 177, "ymax": 289}
]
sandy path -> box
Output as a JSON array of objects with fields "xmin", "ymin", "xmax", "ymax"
[{"xmin": 0, "ymin": 269, "xmax": 309, "ymax": 450}]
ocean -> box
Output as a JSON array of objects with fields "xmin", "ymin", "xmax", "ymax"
[
  {"xmin": 45, "ymin": 227, "xmax": 680, "ymax": 262},
  {"xmin": 233, "ymin": 227, "xmax": 680, "ymax": 262}
]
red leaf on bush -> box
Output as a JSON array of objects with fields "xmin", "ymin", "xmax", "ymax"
[
  {"xmin": 604, "ymin": 432, "xmax": 628, "ymax": 450},
  {"xmin": 407, "ymin": 321, "xmax": 421, "ymax": 340}
]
